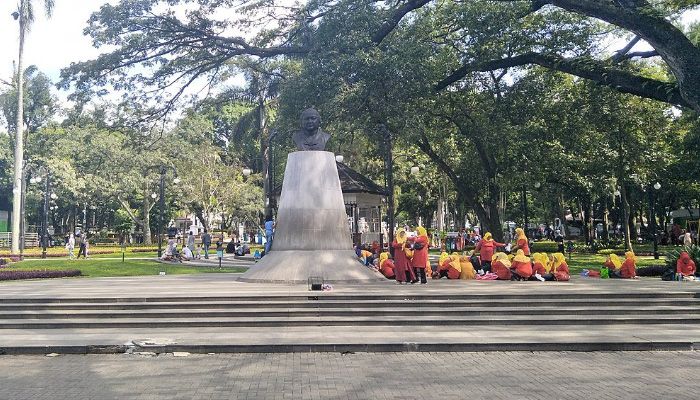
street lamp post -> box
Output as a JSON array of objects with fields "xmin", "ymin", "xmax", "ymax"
[
  {"xmin": 41, "ymin": 172, "xmax": 50, "ymax": 258},
  {"xmin": 651, "ymin": 182, "xmax": 661, "ymax": 259},
  {"xmin": 521, "ymin": 186, "xmax": 529, "ymax": 235},
  {"xmin": 382, "ymin": 125, "xmax": 420, "ymax": 255}
]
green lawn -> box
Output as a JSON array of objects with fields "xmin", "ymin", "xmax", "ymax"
[
  {"xmin": 2, "ymin": 258, "xmax": 247, "ymax": 278},
  {"xmin": 565, "ymin": 253, "xmax": 665, "ymax": 274}
]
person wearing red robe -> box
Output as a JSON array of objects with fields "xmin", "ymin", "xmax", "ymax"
[
  {"xmin": 531, "ymin": 253, "xmax": 546, "ymax": 275},
  {"xmin": 512, "ymin": 228, "xmax": 531, "ymax": 256},
  {"xmin": 491, "ymin": 252, "xmax": 512, "ymax": 280},
  {"xmin": 378, "ymin": 252, "xmax": 395, "ymax": 279},
  {"xmin": 436, "ymin": 252, "xmax": 451, "ymax": 279},
  {"xmin": 620, "ymin": 251, "xmax": 638, "ymax": 279},
  {"xmin": 676, "ymin": 251, "xmax": 697, "ymax": 277},
  {"xmin": 510, "ymin": 250, "xmax": 532, "ymax": 281},
  {"xmin": 551, "ymin": 253, "xmax": 570, "ymax": 281},
  {"xmin": 446, "ymin": 254, "xmax": 462, "ymax": 279},
  {"xmin": 392, "ymin": 228, "xmax": 415, "ymax": 283},
  {"xmin": 474, "ymin": 232, "xmax": 506, "ymax": 273},
  {"xmin": 408, "ymin": 226, "xmax": 429, "ymax": 284}
]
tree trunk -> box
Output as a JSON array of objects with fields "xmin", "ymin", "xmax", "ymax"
[
  {"xmin": 556, "ymin": 194, "xmax": 569, "ymax": 237},
  {"xmin": 621, "ymin": 185, "xmax": 633, "ymax": 252},
  {"xmin": 10, "ymin": 2, "xmax": 27, "ymax": 254},
  {"xmin": 603, "ymin": 198, "xmax": 610, "ymax": 242},
  {"xmin": 141, "ymin": 198, "xmax": 152, "ymax": 245}
]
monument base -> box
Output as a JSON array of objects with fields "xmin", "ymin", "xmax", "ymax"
[{"xmin": 237, "ymin": 250, "xmax": 384, "ymax": 283}]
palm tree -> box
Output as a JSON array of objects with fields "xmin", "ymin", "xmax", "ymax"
[{"xmin": 10, "ymin": 0, "xmax": 54, "ymax": 254}]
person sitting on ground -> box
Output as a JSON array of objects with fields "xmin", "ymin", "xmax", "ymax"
[
  {"xmin": 378, "ymin": 252, "xmax": 395, "ymax": 279},
  {"xmin": 161, "ymin": 239, "xmax": 177, "ymax": 261},
  {"xmin": 619, "ymin": 251, "xmax": 638, "ymax": 279},
  {"xmin": 532, "ymin": 252, "xmax": 551, "ymax": 281},
  {"xmin": 360, "ymin": 246, "xmax": 375, "ymax": 267},
  {"xmin": 551, "ymin": 252, "xmax": 570, "ymax": 281},
  {"xmin": 446, "ymin": 253, "xmax": 462, "ymax": 279},
  {"xmin": 226, "ymin": 239, "xmax": 237, "ymax": 254},
  {"xmin": 491, "ymin": 252, "xmax": 512, "ymax": 280},
  {"xmin": 459, "ymin": 253, "xmax": 476, "ymax": 280},
  {"xmin": 512, "ymin": 227, "xmax": 531, "ymax": 256},
  {"xmin": 603, "ymin": 253, "xmax": 622, "ymax": 271},
  {"xmin": 181, "ymin": 245, "xmax": 194, "ymax": 261},
  {"xmin": 676, "ymin": 251, "xmax": 696, "ymax": 279},
  {"xmin": 436, "ymin": 252, "xmax": 451, "ymax": 279},
  {"xmin": 469, "ymin": 250, "xmax": 481, "ymax": 273},
  {"xmin": 510, "ymin": 249, "xmax": 533, "ymax": 281},
  {"xmin": 475, "ymin": 232, "xmax": 506, "ymax": 274}
]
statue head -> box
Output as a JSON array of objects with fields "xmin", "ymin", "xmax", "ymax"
[{"xmin": 300, "ymin": 108, "xmax": 321, "ymax": 134}]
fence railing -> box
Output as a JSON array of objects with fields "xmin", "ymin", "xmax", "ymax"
[{"xmin": 0, "ymin": 232, "xmax": 40, "ymax": 248}]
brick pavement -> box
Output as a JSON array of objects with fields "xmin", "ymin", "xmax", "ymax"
[{"xmin": 2, "ymin": 351, "xmax": 699, "ymax": 400}]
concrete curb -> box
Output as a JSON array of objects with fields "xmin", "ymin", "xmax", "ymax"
[{"xmin": 1, "ymin": 341, "xmax": 697, "ymax": 355}]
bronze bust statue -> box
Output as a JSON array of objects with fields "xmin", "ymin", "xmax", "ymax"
[{"xmin": 292, "ymin": 108, "xmax": 330, "ymax": 151}]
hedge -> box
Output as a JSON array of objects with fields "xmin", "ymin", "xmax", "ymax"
[
  {"xmin": 0, "ymin": 269, "xmax": 82, "ymax": 281},
  {"xmin": 530, "ymin": 241, "xmax": 560, "ymax": 253}
]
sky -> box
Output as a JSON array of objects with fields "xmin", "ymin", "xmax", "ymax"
[
  {"xmin": 0, "ymin": 1, "xmax": 698, "ymax": 111},
  {"xmin": 0, "ymin": 1, "xmax": 118, "ymax": 84}
]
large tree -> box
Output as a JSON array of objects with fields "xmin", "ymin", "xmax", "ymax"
[{"xmin": 10, "ymin": 0, "xmax": 55, "ymax": 254}]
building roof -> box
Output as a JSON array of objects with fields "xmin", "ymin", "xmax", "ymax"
[{"xmin": 273, "ymin": 162, "xmax": 387, "ymax": 196}]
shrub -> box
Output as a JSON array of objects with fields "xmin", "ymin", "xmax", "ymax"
[
  {"xmin": 530, "ymin": 241, "xmax": 559, "ymax": 253},
  {"xmin": 0, "ymin": 269, "xmax": 82, "ymax": 281},
  {"xmin": 0, "ymin": 258, "xmax": 8, "ymax": 266},
  {"xmin": 597, "ymin": 249, "xmax": 619, "ymax": 255},
  {"xmin": 665, "ymin": 245, "xmax": 700, "ymax": 271}
]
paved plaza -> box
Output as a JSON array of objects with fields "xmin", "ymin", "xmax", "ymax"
[{"xmin": 2, "ymin": 351, "xmax": 700, "ymax": 399}]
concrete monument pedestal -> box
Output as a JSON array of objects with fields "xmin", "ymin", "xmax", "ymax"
[{"xmin": 238, "ymin": 151, "xmax": 383, "ymax": 283}]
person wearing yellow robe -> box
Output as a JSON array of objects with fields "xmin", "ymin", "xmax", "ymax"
[
  {"xmin": 436, "ymin": 251, "xmax": 451, "ymax": 279},
  {"xmin": 491, "ymin": 252, "xmax": 512, "ymax": 280},
  {"xmin": 447, "ymin": 253, "xmax": 462, "ymax": 279},
  {"xmin": 378, "ymin": 252, "xmax": 395, "ymax": 279},
  {"xmin": 459, "ymin": 254, "xmax": 476, "ymax": 279},
  {"xmin": 511, "ymin": 249, "xmax": 533, "ymax": 281}
]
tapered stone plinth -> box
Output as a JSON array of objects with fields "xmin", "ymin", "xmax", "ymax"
[{"xmin": 239, "ymin": 151, "xmax": 383, "ymax": 283}]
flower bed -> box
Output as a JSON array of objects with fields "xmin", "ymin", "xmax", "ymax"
[
  {"xmin": 0, "ymin": 250, "xmax": 117, "ymax": 258},
  {"xmin": 131, "ymin": 248, "xmax": 158, "ymax": 253},
  {"xmin": 0, "ymin": 269, "xmax": 82, "ymax": 281}
]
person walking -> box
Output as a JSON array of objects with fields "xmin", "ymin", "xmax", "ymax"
[
  {"xmin": 76, "ymin": 232, "xmax": 86, "ymax": 259},
  {"xmin": 66, "ymin": 233, "xmax": 75, "ymax": 260},
  {"xmin": 264, "ymin": 216, "xmax": 274, "ymax": 254},
  {"xmin": 186, "ymin": 231, "xmax": 195, "ymax": 254},
  {"xmin": 201, "ymin": 229, "xmax": 212, "ymax": 259}
]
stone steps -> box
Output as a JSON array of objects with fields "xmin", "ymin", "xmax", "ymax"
[
  {"xmin": 1, "ymin": 305, "xmax": 699, "ymax": 319},
  {"xmin": 3, "ymin": 313, "xmax": 700, "ymax": 329},
  {"xmin": 0, "ymin": 291, "xmax": 694, "ymax": 304},
  {"xmin": 2, "ymin": 279, "xmax": 699, "ymax": 353},
  {"xmin": 1, "ymin": 297, "xmax": 698, "ymax": 310}
]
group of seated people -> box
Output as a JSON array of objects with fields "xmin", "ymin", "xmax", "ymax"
[
  {"xmin": 435, "ymin": 250, "xmax": 571, "ymax": 282},
  {"xmin": 600, "ymin": 252, "xmax": 640, "ymax": 279},
  {"xmin": 372, "ymin": 248, "xmax": 571, "ymax": 282},
  {"xmin": 160, "ymin": 239, "xmax": 197, "ymax": 262},
  {"xmin": 367, "ymin": 227, "xmax": 698, "ymax": 284}
]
